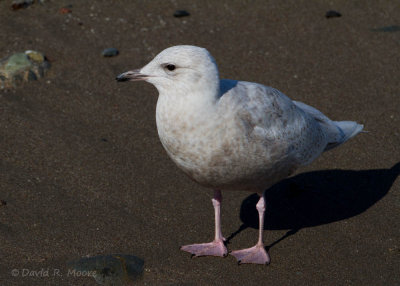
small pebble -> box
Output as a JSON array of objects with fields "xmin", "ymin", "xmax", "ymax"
[
  {"xmin": 325, "ymin": 10, "xmax": 342, "ymax": 18},
  {"xmin": 11, "ymin": 0, "xmax": 33, "ymax": 10},
  {"xmin": 372, "ymin": 25, "xmax": 400, "ymax": 32},
  {"xmin": 173, "ymin": 10, "xmax": 190, "ymax": 18},
  {"xmin": 102, "ymin": 48, "xmax": 119, "ymax": 57},
  {"xmin": 0, "ymin": 200, "xmax": 6, "ymax": 206},
  {"xmin": 59, "ymin": 7, "xmax": 72, "ymax": 14},
  {"xmin": 25, "ymin": 50, "xmax": 45, "ymax": 63}
]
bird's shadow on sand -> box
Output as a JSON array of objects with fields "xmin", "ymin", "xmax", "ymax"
[{"xmin": 226, "ymin": 162, "xmax": 400, "ymax": 250}]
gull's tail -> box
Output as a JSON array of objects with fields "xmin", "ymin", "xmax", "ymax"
[
  {"xmin": 293, "ymin": 101, "xmax": 364, "ymax": 151},
  {"xmin": 324, "ymin": 120, "xmax": 364, "ymax": 151}
]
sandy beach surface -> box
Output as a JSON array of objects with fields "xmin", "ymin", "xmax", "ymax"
[{"xmin": 1, "ymin": 0, "xmax": 399, "ymax": 285}]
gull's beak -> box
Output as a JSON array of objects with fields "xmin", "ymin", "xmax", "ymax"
[{"xmin": 116, "ymin": 69, "xmax": 149, "ymax": 82}]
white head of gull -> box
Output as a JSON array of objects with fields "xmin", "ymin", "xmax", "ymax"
[{"xmin": 116, "ymin": 45, "xmax": 363, "ymax": 264}]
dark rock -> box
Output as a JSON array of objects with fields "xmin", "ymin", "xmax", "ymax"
[
  {"xmin": 173, "ymin": 10, "xmax": 190, "ymax": 18},
  {"xmin": 59, "ymin": 7, "xmax": 72, "ymax": 14},
  {"xmin": 372, "ymin": 25, "xmax": 400, "ymax": 32},
  {"xmin": 325, "ymin": 10, "xmax": 342, "ymax": 18},
  {"xmin": 68, "ymin": 254, "xmax": 144, "ymax": 285},
  {"xmin": 0, "ymin": 200, "xmax": 6, "ymax": 206},
  {"xmin": 102, "ymin": 48, "xmax": 119, "ymax": 57},
  {"xmin": 11, "ymin": 0, "xmax": 34, "ymax": 10},
  {"xmin": 27, "ymin": 70, "xmax": 37, "ymax": 81}
]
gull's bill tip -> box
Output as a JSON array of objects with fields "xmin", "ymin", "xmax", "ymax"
[{"xmin": 116, "ymin": 69, "xmax": 148, "ymax": 82}]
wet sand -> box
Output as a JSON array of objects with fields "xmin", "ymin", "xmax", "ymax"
[{"xmin": 1, "ymin": 0, "xmax": 399, "ymax": 285}]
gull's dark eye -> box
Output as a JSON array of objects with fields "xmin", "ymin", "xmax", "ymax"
[{"xmin": 166, "ymin": 64, "xmax": 176, "ymax": 71}]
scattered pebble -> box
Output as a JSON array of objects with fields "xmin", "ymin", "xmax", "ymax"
[
  {"xmin": 102, "ymin": 48, "xmax": 119, "ymax": 57},
  {"xmin": 372, "ymin": 25, "xmax": 400, "ymax": 32},
  {"xmin": 68, "ymin": 254, "xmax": 144, "ymax": 285},
  {"xmin": 173, "ymin": 10, "xmax": 190, "ymax": 18},
  {"xmin": 0, "ymin": 50, "xmax": 50, "ymax": 89},
  {"xmin": 59, "ymin": 7, "xmax": 72, "ymax": 14},
  {"xmin": 11, "ymin": 0, "xmax": 33, "ymax": 10},
  {"xmin": 25, "ymin": 50, "xmax": 45, "ymax": 63},
  {"xmin": 325, "ymin": 10, "xmax": 342, "ymax": 18}
]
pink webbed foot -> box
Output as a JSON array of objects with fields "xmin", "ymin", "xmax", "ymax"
[
  {"xmin": 180, "ymin": 239, "xmax": 228, "ymax": 257},
  {"xmin": 230, "ymin": 243, "xmax": 270, "ymax": 264}
]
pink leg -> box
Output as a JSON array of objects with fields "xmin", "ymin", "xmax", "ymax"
[
  {"xmin": 230, "ymin": 194, "xmax": 270, "ymax": 264},
  {"xmin": 180, "ymin": 190, "xmax": 228, "ymax": 257}
]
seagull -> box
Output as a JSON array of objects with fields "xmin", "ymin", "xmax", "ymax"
[{"xmin": 116, "ymin": 45, "xmax": 363, "ymax": 264}]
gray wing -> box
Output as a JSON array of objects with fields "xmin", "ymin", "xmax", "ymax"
[
  {"xmin": 218, "ymin": 80, "xmax": 328, "ymax": 166},
  {"xmin": 293, "ymin": 100, "xmax": 363, "ymax": 151}
]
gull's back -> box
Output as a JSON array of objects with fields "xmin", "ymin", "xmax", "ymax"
[{"xmin": 217, "ymin": 79, "xmax": 362, "ymax": 177}]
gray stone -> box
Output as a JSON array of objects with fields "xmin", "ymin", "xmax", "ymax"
[
  {"xmin": 325, "ymin": 10, "xmax": 342, "ymax": 18},
  {"xmin": 102, "ymin": 48, "xmax": 119, "ymax": 57},
  {"xmin": 173, "ymin": 10, "xmax": 190, "ymax": 17},
  {"xmin": 11, "ymin": 0, "xmax": 34, "ymax": 10},
  {"xmin": 0, "ymin": 50, "xmax": 50, "ymax": 89},
  {"xmin": 372, "ymin": 25, "xmax": 400, "ymax": 32},
  {"xmin": 68, "ymin": 254, "xmax": 144, "ymax": 285}
]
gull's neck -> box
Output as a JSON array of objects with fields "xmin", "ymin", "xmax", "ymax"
[
  {"xmin": 154, "ymin": 63, "xmax": 224, "ymax": 165},
  {"xmin": 157, "ymin": 69, "xmax": 221, "ymax": 117},
  {"xmin": 155, "ymin": 86, "xmax": 222, "ymax": 149}
]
